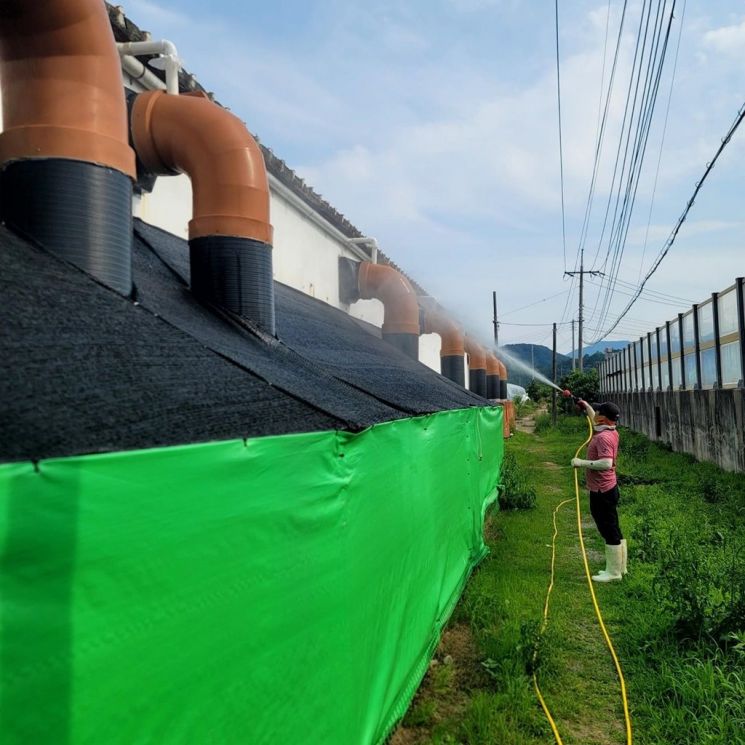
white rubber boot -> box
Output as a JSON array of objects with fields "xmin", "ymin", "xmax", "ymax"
[
  {"xmin": 620, "ymin": 539, "xmax": 628, "ymax": 576},
  {"xmin": 592, "ymin": 544, "xmax": 623, "ymax": 582}
]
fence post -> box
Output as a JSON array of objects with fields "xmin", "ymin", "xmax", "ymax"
[
  {"xmin": 693, "ymin": 304, "xmax": 702, "ymax": 389},
  {"xmin": 625, "ymin": 344, "xmax": 631, "ymax": 392},
  {"xmin": 656, "ymin": 327, "xmax": 663, "ymax": 391},
  {"xmin": 647, "ymin": 333, "xmax": 654, "ymax": 391},
  {"xmin": 633, "ymin": 341, "xmax": 639, "ymax": 391},
  {"xmin": 665, "ymin": 321, "xmax": 673, "ymax": 391},
  {"xmin": 712, "ymin": 292, "xmax": 722, "ymax": 388},
  {"xmin": 639, "ymin": 337, "xmax": 646, "ymax": 390},
  {"xmin": 678, "ymin": 313, "xmax": 686, "ymax": 389},
  {"xmin": 737, "ymin": 277, "xmax": 745, "ymax": 387}
]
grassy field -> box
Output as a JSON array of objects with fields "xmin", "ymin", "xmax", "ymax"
[{"xmin": 391, "ymin": 414, "xmax": 745, "ymax": 745}]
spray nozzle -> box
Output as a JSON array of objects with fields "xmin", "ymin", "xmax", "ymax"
[{"xmin": 562, "ymin": 389, "xmax": 572, "ymax": 398}]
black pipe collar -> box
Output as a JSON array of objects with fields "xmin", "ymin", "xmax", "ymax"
[
  {"xmin": 0, "ymin": 159, "xmax": 133, "ymax": 295},
  {"xmin": 190, "ymin": 235, "xmax": 275, "ymax": 334}
]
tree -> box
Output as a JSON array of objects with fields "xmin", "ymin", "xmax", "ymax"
[
  {"xmin": 526, "ymin": 380, "xmax": 552, "ymax": 401},
  {"xmin": 559, "ymin": 369, "xmax": 599, "ymax": 408}
]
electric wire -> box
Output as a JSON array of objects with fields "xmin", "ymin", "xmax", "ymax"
[
  {"xmin": 585, "ymin": 278, "xmax": 689, "ymax": 308},
  {"xmin": 594, "ymin": 97, "xmax": 745, "ymax": 339},
  {"xmin": 588, "ymin": 0, "xmax": 665, "ymax": 319},
  {"xmin": 498, "ymin": 321, "xmax": 572, "ymax": 327},
  {"xmin": 579, "ymin": 0, "xmax": 655, "ymax": 335},
  {"xmin": 587, "ymin": 1, "xmax": 678, "ymax": 335},
  {"xmin": 637, "ymin": 0, "xmax": 687, "ymax": 284},
  {"xmin": 591, "ymin": 1, "xmax": 677, "ymax": 336},
  {"xmin": 501, "ymin": 289, "xmax": 570, "ymax": 317},
  {"xmin": 554, "ymin": 0, "xmax": 568, "ymax": 274},
  {"xmin": 587, "ymin": 0, "xmax": 654, "ymax": 275},
  {"xmin": 605, "ymin": 275, "xmax": 693, "ymax": 303},
  {"xmin": 575, "ymin": 1, "xmax": 629, "ymax": 281}
]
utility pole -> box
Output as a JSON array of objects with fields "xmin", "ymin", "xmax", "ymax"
[
  {"xmin": 571, "ymin": 319, "xmax": 576, "ymax": 371},
  {"xmin": 564, "ymin": 258, "xmax": 603, "ymax": 372},
  {"xmin": 552, "ymin": 322, "xmax": 557, "ymax": 425},
  {"xmin": 492, "ymin": 291, "xmax": 499, "ymax": 347}
]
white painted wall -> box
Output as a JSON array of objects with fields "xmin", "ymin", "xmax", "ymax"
[{"xmin": 135, "ymin": 171, "xmax": 441, "ymax": 372}]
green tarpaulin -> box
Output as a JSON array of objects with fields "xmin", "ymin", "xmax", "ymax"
[{"xmin": 0, "ymin": 406, "xmax": 503, "ymax": 744}]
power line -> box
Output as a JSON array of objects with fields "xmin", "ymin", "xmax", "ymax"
[
  {"xmin": 554, "ymin": 0, "xmax": 568, "ymax": 273},
  {"xmin": 575, "ymin": 0, "xmax": 629, "ymax": 281},
  {"xmin": 501, "ymin": 289, "xmax": 570, "ymax": 317},
  {"xmin": 637, "ymin": 0, "xmax": 686, "ymax": 284},
  {"xmin": 587, "ymin": 0, "xmax": 678, "ymax": 336},
  {"xmin": 591, "ymin": 0, "xmax": 677, "ymax": 335},
  {"xmin": 594, "ymin": 97, "xmax": 745, "ymax": 340},
  {"xmin": 499, "ymin": 321, "xmax": 573, "ymax": 327},
  {"xmin": 585, "ymin": 278, "xmax": 688, "ymax": 308}
]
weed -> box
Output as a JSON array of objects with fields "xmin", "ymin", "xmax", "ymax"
[
  {"xmin": 533, "ymin": 413, "xmax": 551, "ymax": 434},
  {"xmin": 402, "ymin": 698, "xmax": 437, "ymax": 727},
  {"xmin": 498, "ymin": 452, "xmax": 536, "ymax": 510},
  {"xmin": 431, "ymin": 661, "xmax": 455, "ymax": 695}
]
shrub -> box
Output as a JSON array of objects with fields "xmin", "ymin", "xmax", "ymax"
[
  {"xmin": 533, "ymin": 413, "xmax": 552, "ymax": 434},
  {"xmin": 658, "ymin": 536, "xmax": 745, "ymax": 642},
  {"xmin": 558, "ymin": 369, "xmax": 599, "ymax": 405},
  {"xmin": 498, "ymin": 452, "xmax": 537, "ymax": 510}
]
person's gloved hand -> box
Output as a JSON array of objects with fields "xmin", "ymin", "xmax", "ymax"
[
  {"xmin": 576, "ymin": 399, "xmax": 588, "ymax": 411},
  {"xmin": 571, "ymin": 457, "xmax": 584, "ymax": 468}
]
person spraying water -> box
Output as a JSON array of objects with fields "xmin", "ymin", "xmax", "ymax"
[{"xmin": 564, "ymin": 393, "xmax": 627, "ymax": 583}]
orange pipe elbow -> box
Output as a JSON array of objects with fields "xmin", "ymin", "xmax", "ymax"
[
  {"xmin": 131, "ymin": 90, "xmax": 272, "ymax": 243},
  {"xmin": 464, "ymin": 338, "xmax": 486, "ymax": 370},
  {"xmin": 486, "ymin": 354, "xmax": 500, "ymax": 376},
  {"xmin": 422, "ymin": 310, "xmax": 465, "ymax": 357},
  {"xmin": 0, "ymin": 0, "xmax": 135, "ymax": 177},
  {"xmin": 498, "ymin": 360, "xmax": 508, "ymax": 380},
  {"xmin": 358, "ymin": 262, "xmax": 420, "ymax": 335}
]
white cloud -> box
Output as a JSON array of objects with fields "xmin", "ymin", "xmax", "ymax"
[
  {"xmin": 120, "ymin": 0, "xmax": 745, "ymax": 343},
  {"xmin": 703, "ymin": 18, "xmax": 745, "ymax": 56},
  {"xmin": 627, "ymin": 219, "xmax": 745, "ymax": 246},
  {"xmin": 124, "ymin": 0, "xmax": 191, "ymax": 30}
]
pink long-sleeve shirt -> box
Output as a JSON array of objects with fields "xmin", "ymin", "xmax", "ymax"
[{"xmin": 586, "ymin": 428, "xmax": 619, "ymax": 492}]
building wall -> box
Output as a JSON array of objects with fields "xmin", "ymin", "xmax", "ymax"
[{"xmin": 615, "ymin": 390, "xmax": 745, "ymax": 473}]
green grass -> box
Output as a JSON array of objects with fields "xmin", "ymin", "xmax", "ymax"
[{"xmin": 392, "ymin": 414, "xmax": 745, "ymax": 745}]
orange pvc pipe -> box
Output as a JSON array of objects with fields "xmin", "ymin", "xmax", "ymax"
[
  {"xmin": 486, "ymin": 353, "xmax": 500, "ymax": 376},
  {"xmin": 498, "ymin": 360, "xmax": 508, "ymax": 380},
  {"xmin": 131, "ymin": 90, "xmax": 272, "ymax": 243},
  {"xmin": 0, "ymin": 0, "xmax": 135, "ymax": 177},
  {"xmin": 464, "ymin": 338, "xmax": 486, "ymax": 370},
  {"xmin": 358, "ymin": 262, "xmax": 419, "ymax": 335},
  {"xmin": 422, "ymin": 310, "xmax": 465, "ymax": 357}
]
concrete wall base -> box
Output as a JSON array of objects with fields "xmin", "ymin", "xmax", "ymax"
[{"xmin": 614, "ymin": 389, "xmax": 745, "ymax": 473}]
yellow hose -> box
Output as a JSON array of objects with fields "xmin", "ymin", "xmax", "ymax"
[
  {"xmin": 532, "ymin": 497, "xmax": 573, "ymax": 744},
  {"xmin": 533, "ymin": 414, "xmax": 633, "ymax": 745}
]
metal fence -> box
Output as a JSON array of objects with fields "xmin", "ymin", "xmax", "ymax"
[{"xmin": 599, "ymin": 277, "xmax": 745, "ymax": 394}]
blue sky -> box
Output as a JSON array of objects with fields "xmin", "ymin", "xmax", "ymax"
[{"xmin": 127, "ymin": 0, "xmax": 745, "ymax": 353}]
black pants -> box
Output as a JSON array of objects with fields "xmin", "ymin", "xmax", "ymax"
[{"xmin": 589, "ymin": 485, "xmax": 623, "ymax": 545}]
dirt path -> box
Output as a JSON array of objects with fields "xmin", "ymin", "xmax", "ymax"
[
  {"xmin": 390, "ymin": 421, "xmax": 627, "ymax": 745},
  {"xmin": 515, "ymin": 404, "xmax": 546, "ymax": 434}
]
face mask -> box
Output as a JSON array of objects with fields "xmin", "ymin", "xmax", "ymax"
[{"xmin": 593, "ymin": 415, "xmax": 616, "ymax": 431}]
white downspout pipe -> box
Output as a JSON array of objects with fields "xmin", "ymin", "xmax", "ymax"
[
  {"xmin": 120, "ymin": 55, "xmax": 166, "ymax": 92},
  {"xmin": 348, "ymin": 236, "xmax": 379, "ymax": 264},
  {"xmin": 117, "ymin": 40, "xmax": 180, "ymax": 94}
]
